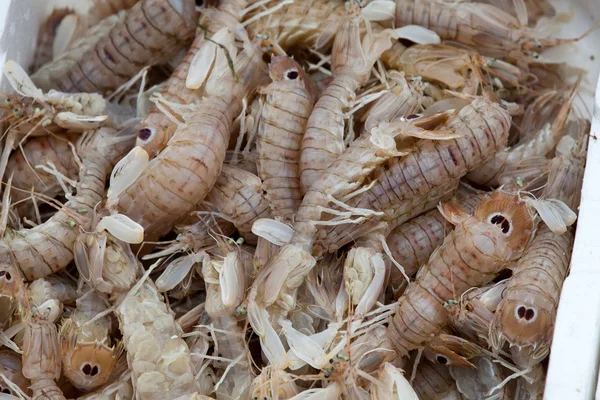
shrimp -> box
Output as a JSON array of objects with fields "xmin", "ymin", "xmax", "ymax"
[
  {"xmin": 395, "ymin": 44, "xmax": 532, "ymax": 94},
  {"xmin": 388, "ymin": 190, "xmax": 537, "ymax": 357},
  {"xmin": 207, "ymin": 164, "xmax": 271, "ymax": 245},
  {"xmin": 319, "ymin": 97, "xmax": 511, "ymax": 254},
  {"xmin": 245, "ymin": 0, "xmax": 346, "ymax": 51},
  {"xmin": 249, "ymin": 365, "xmax": 299, "ymax": 400},
  {"xmin": 7, "ymin": 132, "xmax": 80, "ymax": 219},
  {"xmin": 299, "ymin": 3, "xmax": 396, "ymax": 193},
  {"xmin": 136, "ymin": 0, "xmax": 253, "ymax": 157},
  {"xmin": 490, "ymin": 130, "xmax": 586, "ymax": 368},
  {"xmin": 109, "ymin": 34, "xmax": 268, "ymax": 243},
  {"xmin": 371, "ymin": 362, "xmax": 419, "ymax": 400},
  {"xmin": 59, "ymin": 290, "xmax": 123, "ymax": 391},
  {"xmin": 394, "ymin": 0, "xmax": 593, "ymax": 65},
  {"xmin": 74, "ymin": 230, "xmax": 142, "ymax": 296},
  {"xmin": 0, "ymin": 127, "xmax": 135, "ymax": 281},
  {"xmin": 31, "ymin": 8, "xmax": 73, "ymax": 73},
  {"xmin": 0, "ymin": 349, "xmax": 29, "ymax": 396},
  {"xmin": 515, "ymin": 364, "xmax": 545, "ymax": 400},
  {"xmin": 257, "ymin": 56, "xmax": 317, "ymax": 221},
  {"xmin": 386, "ymin": 185, "xmax": 486, "ymax": 280},
  {"xmin": 116, "ymin": 280, "xmax": 200, "ymax": 399},
  {"xmin": 410, "ymin": 358, "xmax": 463, "ymax": 400},
  {"xmin": 75, "ymin": 369, "xmax": 133, "ymax": 400},
  {"xmin": 31, "ymin": 0, "xmax": 197, "ymax": 94},
  {"xmin": 0, "ymin": 265, "xmax": 25, "ymax": 328},
  {"xmin": 1, "ymin": 60, "xmax": 108, "ymax": 182},
  {"xmin": 449, "ymin": 355, "xmax": 509, "ymax": 400},
  {"xmin": 251, "ymin": 117, "xmax": 449, "ymax": 315},
  {"xmin": 28, "ymin": 275, "xmax": 78, "ymax": 307},
  {"xmin": 202, "ymin": 250, "xmax": 251, "ymax": 399},
  {"xmin": 445, "ymin": 282, "xmax": 505, "ymax": 348},
  {"xmin": 362, "ymin": 71, "xmax": 431, "ymax": 133},
  {"xmin": 466, "ymin": 82, "xmax": 577, "ymax": 187},
  {"xmin": 21, "ymin": 294, "xmax": 66, "ymax": 400}
]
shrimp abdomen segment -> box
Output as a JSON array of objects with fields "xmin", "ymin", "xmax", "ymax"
[
  {"xmin": 118, "ymin": 98, "xmax": 232, "ymax": 241},
  {"xmin": 300, "ymin": 75, "xmax": 356, "ymax": 194}
]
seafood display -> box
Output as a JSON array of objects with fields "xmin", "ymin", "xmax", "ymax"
[{"xmin": 0, "ymin": 0, "xmax": 595, "ymax": 398}]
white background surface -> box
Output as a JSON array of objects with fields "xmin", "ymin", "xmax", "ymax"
[{"xmin": 1, "ymin": 0, "xmax": 600, "ymax": 398}]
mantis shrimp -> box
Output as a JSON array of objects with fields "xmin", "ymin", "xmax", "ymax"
[
  {"xmin": 490, "ymin": 126, "xmax": 587, "ymax": 368},
  {"xmin": 0, "ymin": 126, "xmax": 136, "ymax": 281},
  {"xmin": 108, "ymin": 28, "xmax": 268, "ymax": 243},
  {"xmin": 257, "ymin": 56, "xmax": 317, "ymax": 221},
  {"xmin": 31, "ymin": 0, "xmax": 198, "ymax": 95}
]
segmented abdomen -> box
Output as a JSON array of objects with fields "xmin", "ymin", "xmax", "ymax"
[
  {"xmin": 386, "ymin": 191, "xmax": 484, "ymax": 277},
  {"xmin": 320, "ymin": 99, "xmax": 510, "ymax": 252},
  {"xmin": 208, "ymin": 164, "xmax": 271, "ymax": 244},
  {"xmin": 258, "ymin": 81, "xmax": 314, "ymax": 219},
  {"xmin": 246, "ymin": 0, "xmax": 346, "ymax": 50},
  {"xmin": 35, "ymin": 0, "xmax": 196, "ymax": 94},
  {"xmin": 388, "ymin": 222, "xmax": 505, "ymax": 356},
  {"xmin": 300, "ymin": 74, "xmax": 358, "ymax": 194},
  {"xmin": 118, "ymin": 97, "xmax": 233, "ymax": 242}
]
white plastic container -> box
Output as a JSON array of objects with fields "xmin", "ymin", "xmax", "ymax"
[{"xmin": 1, "ymin": 0, "xmax": 600, "ymax": 399}]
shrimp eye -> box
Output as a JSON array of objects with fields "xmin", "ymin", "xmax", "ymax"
[
  {"xmin": 137, "ymin": 127, "xmax": 155, "ymax": 142},
  {"xmin": 91, "ymin": 365, "xmax": 99, "ymax": 376},
  {"xmin": 489, "ymin": 214, "xmax": 511, "ymax": 234},
  {"xmin": 436, "ymin": 355, "xmax": 448, "ymax": 365},
  {"xmin": 516, "ymin": 306, "xmax": 536, "ymax": 321},
  {"xmin": 82, "ymin": 363, "xmax": 91, "ymax": 375},
  {"xmin": 12, "ymin": 108, "xmax": 20, "ymax": 117},
  {"xmin": 4, "ymin": 272, "xmax": 11, "ymax": 281},
  {"xmin": 406, "ymin": 114, "xmax": 421, "ymax": 120},
  {"xmin": 285, "ymin": 69, "xmax": 299, "ymax": 80},
  {"xmin": 3, "ymin": 98, "xmax": 10, "ymax": 105}
]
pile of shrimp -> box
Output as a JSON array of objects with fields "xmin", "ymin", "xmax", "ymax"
[{"xmin": 0, "ymin": 0, "xmax": 594, "ymax": 399}]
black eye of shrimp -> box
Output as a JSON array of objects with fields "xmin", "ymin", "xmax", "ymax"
[
  {"xmin": 490, "ymin": 214, "xmax": 511, "ymax": 234},
  {"xmin": 82, "ymin": 363, "xmax": 92, "ymax": 375},
  {"xmin": 436, "ymin": 355, "xmax": 448, "ymax": 365},
  {"xmin": 285, "ymin": 69, "xmax": 299, "ymax": 80},
  {"xmin": 138, "ymin": 127, "xmax": 155, "ymax": 142}
]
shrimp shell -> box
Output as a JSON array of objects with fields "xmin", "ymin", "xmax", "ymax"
[
  {"xmin": 60, "ymin": 291, "xmax": 122, "ymax": 391},
  {"xmin": 388, "ymin": 190, "xmax": 536, "ymax": 357},
  {"xmin": 31, "ymin": 8, "xmax": 73, "ymax": 73},
  {"xmin": 490, "ymin": 134, "xmax": 586, "ymax": 367},
  {"xmin": 136, "ymin": 1, "xmax": 250, "ymax": 157},
  {"xmin": 386, "ymin": 188, "xmax": 485, "ymax": 278},
  {"xmin": 28, "ymin": 276, "xmax": 77, "ymax": 307},
  {"xmin": 299, "ymin": 7, "xmax": 394, "ymax": 193},
  {"xmin": 410, "ymin": 358, "xmax": 463, "ymax": 400},
  {"xmin": 0, "ymin": 349, "xmax": 30, "ymax": 396},
  {"xmin": 398, "ymin": 0, "xmax": 592, "ymax": 65},
  {"xmin": 320, "ymin": 98, "xmax": 511, "ymax": 253},
  {"xmin": 0, "ymin": 127, "xmax": 134, "ymax": 280},
  {"xmin": 207, "ymin": 164, "xmax": 271, "ymax": 245},
  {"xmin": 113, "ymin": 41, "xmax": 267, "ymax": 242},
  {"xmin": 7, "ymin": 132, "xmax": 80, "ymax": 218},
  {"xmin": 257, "ymin": 56, "xmax": 317, "ymax": 220},
  {"xmin": 362, "ymin": 72, "xmax": 430, "ymax": 133},
  {"xmin": 22, "ymin": 296, "xmax": 66, "ymax": 400},
  {"xmin": 116, "ymin": 281, "xmax": 199, "ymax": 399},
  {"xmin": 245, "ymin": 0, "xmax": 346, "ymax": 51},
  {"xmin": 32, "ymin": 0, "xmax": 197, "ymax": 94}
]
